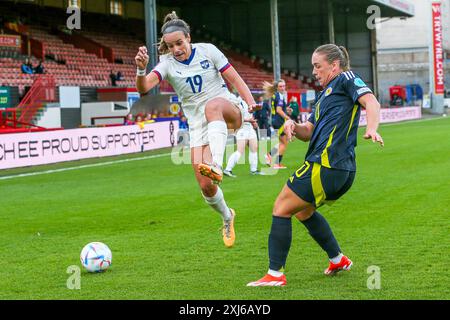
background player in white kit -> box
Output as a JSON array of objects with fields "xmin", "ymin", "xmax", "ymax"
[
  {"xmin": 135, "ymin": 12, "xmax": 258, "ymax": 248},
  {"xmin": 223, "ymin": 108, "xmax": 263, "ymax": 177}
]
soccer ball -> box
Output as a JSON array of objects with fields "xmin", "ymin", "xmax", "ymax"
[{"xmin": 80, "ymin": 242, "xmax": 112, "ymax": 272}]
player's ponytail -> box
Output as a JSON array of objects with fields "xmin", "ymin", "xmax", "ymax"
[
  {"xmin": 158, "ymin": 11, "xmax": 191, "ymax": 55},
  {"xmin": 163, "ymin": 11, "xmax": 179, "ymax": 24},
  {"xmin": 314, "ymin": 44, "xmax": 351, "ymax": 71},
  {"xmin": 338, "ymin": 46, "xmax": 351, "ymax": 71},
  {"xmin": 262, "ymin": 79, "xmax": 285, "ymax": 99}
]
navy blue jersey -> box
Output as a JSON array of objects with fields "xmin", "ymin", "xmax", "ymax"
[
  {"xmin": 306, "ymin": 71, "xmax": 373, "ymax": 171},
  {"xmin": 271, "ymin": 92, "xmax": 287, "ymax": 126}
]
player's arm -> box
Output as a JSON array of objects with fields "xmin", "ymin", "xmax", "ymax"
[
  {"xmin": 221, "ymin": 66, "xmax": 257, "ymax": 109},
  {"xmin": 358, "ymin": 93, "xmax": 384, "ymax": 147},
  {"xmin": 135, "ymin": 46, "xmax": 160, "ymax": 94},
  {"xmin": 285, "ymin": 120, "xmax": 314, "ymax": 142},
  {"xmin": 276, "ymin": 106, "xmax": 290, "ymax": 122}
]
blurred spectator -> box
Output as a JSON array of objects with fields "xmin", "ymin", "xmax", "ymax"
[
  {"xmin": 256, "ymin": 96, "xmax": 271, "ymax": 140},
  {"xmin": 33, "ymin": 60, "xmax": 45, "ymax": 74},
  {"xmin": 178, "ymin": 115, "xmax": 189, "ymax": 145},
  {"xmin": 288, "ymin": 96, "xmax": 300, "ymax": 123},
  {"xmin": 391, "ymin": 94, "xmax": 404, "ymax": 107},
  {"xmin": 109, "ymin": 70, "xmax": 117, "ymax": 86},
  {"xmin": 144, "ymin": 112, "xmax": 155, "ymax": 123},
  {"xmin": 157, "ymin": 110, "xmax": 165, "ymax": 118},
  {"xmin": 135, "ymin": 113, "xmax": 145, "ymax": 129},
  {"xmin": 116, "ymin": 71, "xmax": 124, "ymax": 81},
  {"xmin": 124, "ymin": 113, "xmax": 134, "ymax": 125},
  {"xmin": 21, "ymin": 58, "xmax": 33, "ymax": 74},
  {"xmin": 179, "ymin": 115, "xmax": 189, "ymax": 130}
]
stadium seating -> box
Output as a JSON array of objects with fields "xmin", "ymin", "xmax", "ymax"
[{"xmin": 0, "ymin": 1, "xmax": 318, "ymax": 93}]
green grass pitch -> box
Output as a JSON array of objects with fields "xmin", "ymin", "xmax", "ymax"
[{"xmin": 0, "ymin": 117, "xmax": 449, "ymax": 300}]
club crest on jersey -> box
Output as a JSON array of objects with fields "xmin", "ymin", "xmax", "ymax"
[
  {"xmin": 200, "ymin": 60, "xmax": 210, "ymax": 69},
  {"xmin": 325, "ymin": 87, "xmax": 333, "ymax": 96}
]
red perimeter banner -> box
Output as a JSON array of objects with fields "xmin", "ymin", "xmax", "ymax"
[
  {"xmin": 432, "ymin": 2, "xmax": 445, "ymax": 95},
  {"xmin": 0, "ymin": 35, "xmax": 21, "ymax": 48}
]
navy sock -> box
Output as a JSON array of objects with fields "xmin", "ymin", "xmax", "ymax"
[
  {"xmin": 268, "ymin": 216, "xmax": 292, "ymax": 271},
  {"xmin": 270, "ymin": 147, "xmax": 278, "ymax": 157},
  {"xmin": 301, "ymin": 211, "xmax": 341, "ymax": 259},
  {"xmin": 278, "ymin": 155, "xmax": 283, "ymax": 164}
]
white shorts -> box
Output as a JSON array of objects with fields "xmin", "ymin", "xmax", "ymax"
[
  {"xmin": 235, "ymin": 124, "xmax": 257, "ymax": 141},
  {"xmin": 188, "ymin": 95, "xmax": 246, "ymax": 148}
]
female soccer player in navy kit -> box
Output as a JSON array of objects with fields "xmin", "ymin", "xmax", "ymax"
[
  {"xmin": 263, "ymin": 79, "xmax": 290, "ymax": 169},
  {"xmin": 135, "ymin": 12, "xmax": 258, "ymax": 248},
  {"xmin": 248, "ymin": 44, "xmax": 384, "ymax": 286}
]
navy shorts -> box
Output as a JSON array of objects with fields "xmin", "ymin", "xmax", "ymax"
[
  {"xmin": 286, "ymin": 161, "xmax": 355, "ymax": 208},
  {"xmin": 272, "ymin": 118, "xmax": 285, "ymax": 136}
]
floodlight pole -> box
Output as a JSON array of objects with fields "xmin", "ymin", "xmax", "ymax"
[
  {"xmin": 270, "ymin": 0, "xmax": 281, "ymax": 81},
  {"xmin": 144, "ymin": 0, "xmax": 159, "ymax": 95},
  {"xmin": 328, "ymin": 0, "xmax": 335, "ymax": 44}
]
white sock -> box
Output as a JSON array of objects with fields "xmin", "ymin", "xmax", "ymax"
[
  {"xmin": 268, "ymin": 269, "xmax": 284, "ymax": 277},
  {"xmin": 202, "ymin": 187, "xmax": 232, "ymax": 221},
  {"xmin": 226, "ymin": 151, "xmax": 241, "ymax": 172},
  {"xmin": 249, "ymin": 151, "xmax": 258, "ymax": 172},
  {"xmin": 330, "ymin": 253, "xmax": 344, "ymax": 264},
  {"xmin": 208, "ymin": 121, "xmax": 228, "ymax": 168}
]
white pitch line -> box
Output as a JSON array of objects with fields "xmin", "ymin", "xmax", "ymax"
[{"xmin": 0, "ymin": 152, "xmax": 173, "ymax": 181}]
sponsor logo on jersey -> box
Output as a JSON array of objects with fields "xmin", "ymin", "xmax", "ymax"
[
  {"xmin": 200, "ymin": 60, "xmax": 210, "ymax": 69},
  {"xmin": 357, "ymin": 87, "xmax": 372, "ymax": 95},
  {"xmin": 354, "ymin": 78, "xmax": 367, "ymax": 87},
  {"xmin": 325, "ymin": 87, "xmax": 333, "ymax": 96}
]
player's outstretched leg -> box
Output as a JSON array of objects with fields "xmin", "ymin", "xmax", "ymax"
[
  {"xmin": 200, "ymin": 98, "xmax": 242, "ymax": 184},
  {"xmin": 222, "ymin": 208, "xmax": 236, "ymax": 248},
  {"xmin": 202, "ymin": 186, "xmax": 236, "ymax": 248},
  {"xmin": 199, "ymin": 162, "xmax": 224, "ymax": 184},
  {"xmin": 247, "ymin": 215, "xmax": 291, "ymax": 287},
  {"xmin": 193, "ymin": 146, "xmax": 236, "ymax": 248},
  {"xmin": 297, "ymin": 210, "xmax": 352, "ymax": 276},
  {"xmin": 324, "ymin": 254, "xmax": 353, "ymax": 275},
  {"xmin": 248, "ymin": 186, "xmax": 315, "ymax": 287}
]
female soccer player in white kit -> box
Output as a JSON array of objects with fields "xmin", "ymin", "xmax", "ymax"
[
  {"xmin": 223, "ymin": 108, "xmax": 262, "ymax": 177},
  {"xmin": 135, "ymin": 12, "xmax": 258, "ymax": 248}
]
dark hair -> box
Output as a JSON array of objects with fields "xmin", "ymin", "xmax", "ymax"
[
  {"xmin": 314, "ymin": 44, "xmax": 351, "ymax": 71},
  {"xmin": 158, "ymin": 11, "xmax": 191, "ymax": 55}
]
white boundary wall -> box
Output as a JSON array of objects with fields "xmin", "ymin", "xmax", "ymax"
[
  {"xmin": 0, "ymin": 121, "xmax": 179, "ymax": 170},
  {"xmin": 299, "ymin": 106, "xmax": 422, "ymax": 124},
  {"xmin": 359, "ymin": 106, "xmax": 422, "ymax": 125}
]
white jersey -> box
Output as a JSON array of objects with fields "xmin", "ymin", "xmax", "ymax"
[
  {"xmin": 241, "ymin": 105, "xmax": 253, "ymax": 129},
  {"xmin": 235, "ymin": 106, "xmax": 257, "ymax": 141},
  {"xmin": 152, "ymin": 43, "xmax": 237, "ymax": 123}
]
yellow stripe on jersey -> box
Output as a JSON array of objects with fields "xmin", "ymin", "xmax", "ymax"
[
  {"xmin": 271, "ymin": 95, "xmax": 276, "ymax": 115},
  {"xmin": 320, "ymin": 125, "xmax": 337, "ymax": 168},
  {"xmin": 311, "ymin": 162, "xmax": 326, "ymax": 207},
  {"xmin": 315, "ymin": 102, "xmax": 321, "ymax": 122},
  {"xmin": 346, "ymin": 104, "xmax": 358, "ymax": 140}
]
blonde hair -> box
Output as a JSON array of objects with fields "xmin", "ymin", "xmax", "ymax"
[
  {"xmin": 314, "ymin": 44, "xmax": 351, "ymax": 71},
  {"xmin": 262, "ymin": 79, "xmax": 285, "ymax": 99},
  {"xmin": 158, "ymin": 11, "xmax": 191, "ymax": 55}
]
